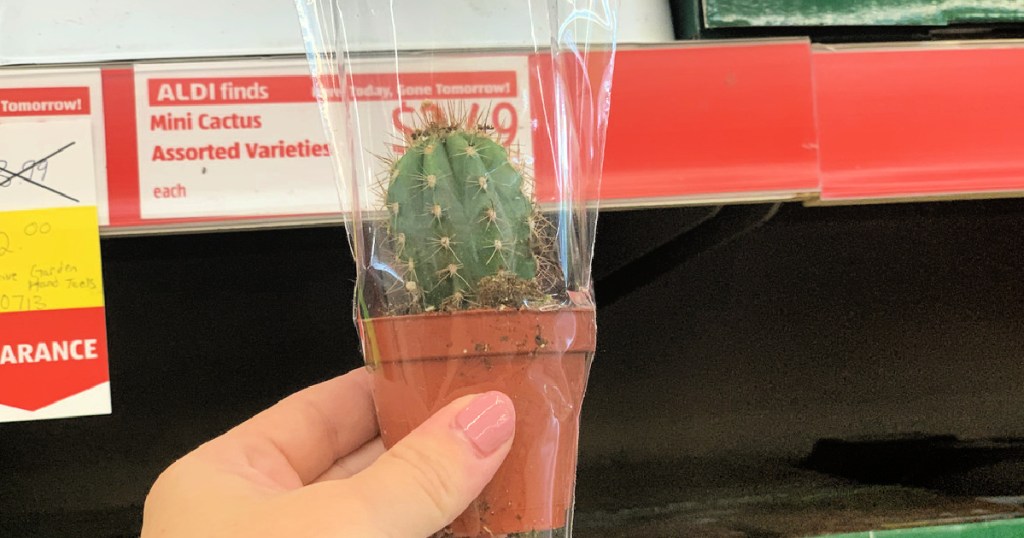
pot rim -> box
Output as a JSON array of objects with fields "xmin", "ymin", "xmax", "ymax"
[{"xmin": 358, "ymin": 306, "xmax": 596, "ymax": 364}]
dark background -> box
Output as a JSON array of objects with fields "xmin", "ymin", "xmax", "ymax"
[{"xmin": 3, "ymin": 197, "xmax": 1024, "ymax": 536}]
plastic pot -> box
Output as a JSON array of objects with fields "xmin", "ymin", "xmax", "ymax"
[{"xmin": 359, "ymin": 307, "xmax": 597, "ymax": 536}]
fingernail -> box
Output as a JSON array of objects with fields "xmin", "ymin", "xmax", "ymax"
[{"xmin": 455, "ymin": 392, "xmax": 516, "ymax": 456}]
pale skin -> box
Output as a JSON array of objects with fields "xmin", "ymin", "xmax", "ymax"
[{"xmin": 141, "ymin": 367, "xmax": 515, "ymax": 538}]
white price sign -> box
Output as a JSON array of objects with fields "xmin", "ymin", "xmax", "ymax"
[{"xmin": 133, "ymin": 56, "xmax": 532, "ymax": 220}]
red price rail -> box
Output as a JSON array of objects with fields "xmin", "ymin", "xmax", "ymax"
[
  {"xmin": 6, "ymin": 39, "xmax": 1024, "ymax": 236},
  {"xmin": 815, "ymin": 42, "xmax": 1024, "ymax": 202},
  {"xmin": 601, "ymin": 42, "xmax": 819, "ymax": 207},
  {"xmin": 98, "ymin": 42, "xmax": 823, "ymax": 235}
]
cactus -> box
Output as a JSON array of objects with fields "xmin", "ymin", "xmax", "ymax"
[{"xmin": 383, "ymin": 107, "xmax": 548, "ymax": 312}]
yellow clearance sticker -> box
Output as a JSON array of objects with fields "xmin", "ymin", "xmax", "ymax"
[{"xmin": 0, "ymin": 206, "xmax": 104, "ymax": 313}]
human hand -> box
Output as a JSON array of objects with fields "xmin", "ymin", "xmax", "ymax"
[{"xmin": 141, "ymin": 367, "xmax": 516, "ymax": 538}]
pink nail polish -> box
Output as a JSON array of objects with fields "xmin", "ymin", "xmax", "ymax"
[{"xmin": 455, "ymin": 392, "xmax": 516, "ymax": 456}]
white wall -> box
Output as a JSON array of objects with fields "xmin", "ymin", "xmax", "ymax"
[{"xmin": 0, "ymin": 0, "xmax": 675, "ymax": 65}]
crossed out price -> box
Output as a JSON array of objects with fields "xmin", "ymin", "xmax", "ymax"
[
  {"xmin": 0, "ymin": 142, "xmax": 79, "ymax": 202},
  {"xmin": 0, "ymin": 159, "xmax": 48, "ymax": 186}
]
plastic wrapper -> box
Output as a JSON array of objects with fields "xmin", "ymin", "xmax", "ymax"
[{"xmin": 295, "ymin": 2, "xmax": 619, "ymax": 536}]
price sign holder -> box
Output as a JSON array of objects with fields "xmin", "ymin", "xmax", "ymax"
[
  {"xmin": 0, "ymin": 74, "xmax": 111, "ymax": 423},
  {"xmin": 118, "ymin": 56, "xmax": 532, "ymax": 223}
]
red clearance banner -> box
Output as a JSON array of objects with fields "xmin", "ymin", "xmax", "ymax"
[
  {"xmin": 0, "ymin": 307, "xmax": 109, "ymax": 412},
  {"xmin": 0, "ymin": 86, "xmax": 91, "ymax": 117}
]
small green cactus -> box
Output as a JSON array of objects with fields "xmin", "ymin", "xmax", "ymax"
[{"xmin": 382, "ymin": 106, "xmax": 549, "ymax": 312}]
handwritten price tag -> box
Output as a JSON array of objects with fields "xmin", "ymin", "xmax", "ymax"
[{"xmin": 0, "ymin": 206, "xmax": 104, "ymax": 313}]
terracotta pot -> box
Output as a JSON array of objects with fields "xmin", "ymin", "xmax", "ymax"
[{"xmin": 359, "ymin": 307, "xmax": 597, "ymax": 536}]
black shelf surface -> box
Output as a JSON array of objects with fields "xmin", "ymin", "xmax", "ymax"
[{"xmin": 5, "ymin": 198, "xmax": 1024, "ymax": 536}]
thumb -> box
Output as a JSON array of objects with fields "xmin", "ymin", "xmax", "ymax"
[{"xmin": 327, "ymin": 391, "xmax": 516, "ymax": 537}]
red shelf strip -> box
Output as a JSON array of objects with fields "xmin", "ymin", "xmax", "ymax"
[
  {"xmin": 12, "ymin": 41, "xmax": 1024, "ymax": 232},
  {"xmin": 815, "ymin": 46, "xmax": 1024, "ymax": 201}
]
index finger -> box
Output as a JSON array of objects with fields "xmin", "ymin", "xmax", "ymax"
[{"xmin": 204, "ymin": 367, "xmax": 379, "ymax": 488}]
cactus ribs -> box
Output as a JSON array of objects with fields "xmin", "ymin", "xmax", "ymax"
[{"xmin": 380, "ymin": 104, "xmax": 557, "ymax": 314}]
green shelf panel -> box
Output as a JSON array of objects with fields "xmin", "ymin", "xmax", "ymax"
[
  {"xmin": 703, "ymin": 1, "xmax": 1024, "ymax": 28},
  {"xmin": 820, "ymin": 517, "xmax": 1024, "ymax": 538}
]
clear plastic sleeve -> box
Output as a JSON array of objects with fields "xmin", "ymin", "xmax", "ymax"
[{"xmin": 295, "ymin": 2, "xmax": 619, "ymax": 536}]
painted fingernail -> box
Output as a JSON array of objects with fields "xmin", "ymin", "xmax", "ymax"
[{"xmin": 455, "ymin": 392, "xmax": 516, "ymax": 456}]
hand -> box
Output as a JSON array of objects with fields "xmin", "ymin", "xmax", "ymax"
[{"xmin": 141, "ymin": 367, "xmax": 516, "ymax": 538}]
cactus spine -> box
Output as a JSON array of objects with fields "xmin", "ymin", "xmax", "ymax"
[{"xmin": 384, "ymin": 109, "xmax": 543, "ymax": 312}]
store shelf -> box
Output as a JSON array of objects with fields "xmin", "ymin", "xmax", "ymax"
[{"xmin": 5, "ymin": 39, "xmax": 1024, "ymax": 234}]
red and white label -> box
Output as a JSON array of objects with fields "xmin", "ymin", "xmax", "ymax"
[
  {"xmin": 347, "ymin": 71, "xmax": 518, "ymax": 101},
  {"xmin": 134, "ymin": 61, "xmax": 340, "ymax": 220},
  {"xmin": 0, "ymin": 307, "xmax": 109, "ymax": 415},
  {"xmin": 132, "ymin": 57, "xmax": 532, "ymax": 220},
  {"xmin": 147, "ymin": 75, "xmax": 316, "ymax": 106},
  {"xmin": 0, "ymin": 87, "xmax": 91, "ymax": 117}
]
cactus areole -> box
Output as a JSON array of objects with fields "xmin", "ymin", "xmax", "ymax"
[{"xmin": 382, "ymin": 109, "xmax": 549, "ymax": 314}]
